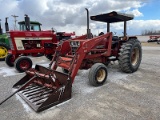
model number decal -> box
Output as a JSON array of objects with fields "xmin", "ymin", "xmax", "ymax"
[
  {"xmin": 14, "ymin": 37, "xmax": 52, "ymax": 50},
  {"xmin": 25, "ymin": 37, "xmax": 40, "ymax": 40}
]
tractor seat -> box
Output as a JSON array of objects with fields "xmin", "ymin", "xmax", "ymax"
[
  {"xmin": 112, "ymin": 36, "xmax": 119, "ymax": 48},
  {"xmin": 112, "ymin": 36, "xmax": 119, "ymax": 41}
]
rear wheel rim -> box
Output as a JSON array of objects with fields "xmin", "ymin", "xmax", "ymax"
[
  {"xmin": 19, "ymin": 60, "xmax": 30, "ymax": 70},
  {"xmin": 96, "ymin": 69, "xmax": 106, "ymax": 82},
  {"xmin": 0, "ymin": 46, "xmax": 8, "ymax": 58},
  {"xmin": 131, "ymin": 47, "xmax": 140, "ymax": 66}
]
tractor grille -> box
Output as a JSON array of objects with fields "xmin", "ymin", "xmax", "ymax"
[
  {"xmin": 70, "ymin": 41, "xmax": 80, "ymax": 55},
  {"xmin": 8, "ymin": 37, "xmax": 14, "ymax": 50}
]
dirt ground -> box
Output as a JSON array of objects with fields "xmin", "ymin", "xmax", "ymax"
[
  {"xmin": 0, "ymin": 42, "xmax": 160, "ymax": 120},
  {"xmin": 141, "ymin": 42, "xmax": 160, "ymax": 46}
]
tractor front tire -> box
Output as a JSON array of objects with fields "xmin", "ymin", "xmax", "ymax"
[
  {"xmin": 88, "ymin": 63, "xmax": 108, "ymax": 86},
  {"xmin": 118, "ymin": 39, "xmax": 142, "ymax": 73},
  {"xmin": 0, "ymin": 43, "xmax": 10, "ymax": 61},
  {"xmin": 5, "ymin": 54, "xmax": 15, "ymax": 67},
  {"xmin": 14, "ymin": 56, "xmax": 32, "ymax": 72},
  {"xmin": 62, "ymin": 68, "xmax": 69, "ymax": 74},
  {"xmin": 45, "ymin": 54, "xmax": 53, "ymax": 61}
]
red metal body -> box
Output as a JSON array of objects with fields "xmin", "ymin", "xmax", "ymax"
[{"xmin": 8, "ymin": 30, "xmax": 73, "ymax": 57}]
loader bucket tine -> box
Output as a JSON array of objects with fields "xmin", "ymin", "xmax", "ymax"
[
  {"xmin": 35, "ymin": 79, "xmax": 72, "ymax": 112},
  {"xmin": 0, "ymin": 76, "xmax": 36, "ymax": 105},
  {"xmin": 13, "ymin": 74, "xmax": 31, "ymax": 88}
]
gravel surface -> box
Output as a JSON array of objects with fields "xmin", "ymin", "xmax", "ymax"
[{"xmin": 0, "ymin": 45, "xmax": 160, "ymax": 120}]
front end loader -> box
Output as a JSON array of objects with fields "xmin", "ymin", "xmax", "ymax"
[{"xmin": 0, "ymin": 9, "xmax": 142, "ymax": 112}]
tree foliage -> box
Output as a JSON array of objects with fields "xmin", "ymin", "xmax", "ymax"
[{"xmin": 141, "ymin": 29, "xmax": 160, "ymax": 35}]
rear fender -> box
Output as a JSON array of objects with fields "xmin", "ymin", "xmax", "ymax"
[{"xmin": 127, "ymin": 36, "xmax": 137, "ymax": 40}]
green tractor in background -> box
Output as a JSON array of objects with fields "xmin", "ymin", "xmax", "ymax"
[
  {"xmin": 0, "ymin": 33, "xmax": 10, "ymax": 61},
  {"xmin": 0, "ymin": 17, "xmax": 42, "ymax": 61},
  {"xmin": 0, "ymin": 18, "xmax": 10, "ymax": 61}
]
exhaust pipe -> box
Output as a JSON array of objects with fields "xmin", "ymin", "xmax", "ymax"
[
  {"xmin": 85, "ymin": 8, "xmax": 91, "ymax": 39},
  {"xmin": 5, "ymin": 17, "xmax": 9, "ymax": 32},
  {"xmin": 0, "ymin": 19, "xmax": 2, "ymax": 34},
  {"xmin": 24, "ymin": 14, "xmax": 30, "ymax": 31}
]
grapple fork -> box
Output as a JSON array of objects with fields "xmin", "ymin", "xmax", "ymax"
[{"xmin": 2, "ymin": 65, "xmax": 72, "ymax": 112}]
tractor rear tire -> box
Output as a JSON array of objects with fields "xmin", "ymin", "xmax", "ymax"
[
  {"xmin": 5, "ymin": 54, "xmax": 15, "ymax": 67},
  {"xmin": 14, "ymin": 56, "xmax": 32, "ymax": 72},
  {"xmin": 118, "ymin": 39, "xmax": 142, "ymax": 73},
  {"xmin": 88, "ymin": 63, "xmax": 108, "ymax": 86},
  {"xmin": 0, "ymin": 42, "xmax": 10, "ymax": 61},
  {"xmin": 45, "ymin": 54, "xmax": 53, "ymax": 61}
]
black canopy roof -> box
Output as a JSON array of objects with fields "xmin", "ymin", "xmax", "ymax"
[
  {"xmin": 90, "ymin": 11, "xmax": 134, "ymax": 23},
  {"xmin": 18, "ymin": 21, "xmax": 42, "ymax": 25}
]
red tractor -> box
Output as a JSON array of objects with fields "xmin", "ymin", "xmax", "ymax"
[
  {"xmin": 0, "ymin": 17, "xmax": 44, "ymax": 61},
  {"xmin": 147, "ymin": 35, "xmax": 160, "ymax": 44},
  {"xmin": 0, "ymin": 9, "xmax": 142, "ymax": 112},
  {"xmin": 5, "ymin": 15, "xmax": 75, "ymax": 72}
]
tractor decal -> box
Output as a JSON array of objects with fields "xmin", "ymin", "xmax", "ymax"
[{"xmin": 14, "ymin": 37, "xmax": 52, "ymax": 50}]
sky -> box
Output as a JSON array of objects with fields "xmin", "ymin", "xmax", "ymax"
[{"xmin": 0, "ymin": 0, "xmax": 160, "ymax": 36}]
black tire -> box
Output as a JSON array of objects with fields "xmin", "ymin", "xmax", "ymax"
[
  {"xmin": 14, "ymin": 56, "xmax": 32, "ymax": 72},
  {"xmin": 0, "ymin": 42, "xmax": 10, "ymax": 61},
  {"xmin": 118, "ymin": 39, "xmax": 142, "ymax": 73},
  {"xmin": 45, "ymin": 54, "xmax": 53, "ymax": 61},
  {"xmin": 5, "ymin": 54, "xmax": 15, "ymax": 67},
  {"xmin": 88, "ymin": 63, "xmax": 108, "ymax": 86},
  {"xmin": 31, "ymin": 53, "xmax": 44, "ymax": 57},
  {"xmin": 157, "ymin": 40, "xmax": 160, "ymax": 44},
  {"xmin": 105, "ymin": 60, "xmax": 110, "ymax": 66},
  {"xmin": 62, "ymin": 68, "xmax": 69, "ymax": 74}
]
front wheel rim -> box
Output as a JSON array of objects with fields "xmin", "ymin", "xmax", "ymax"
[
  {"xmin": 0, "ymin": 46, "xmax": 8, "ymax": 58},
  {"xmin": 19, "ymin": 60, "xmax": 30, "ymax": 70},
  {"xmin": 131, "ymin": 47, "xmax": 140, "ymax": 66},
  {"xmin": 96, "ymin": 69, "xmax": 106, "ymax": 82}
]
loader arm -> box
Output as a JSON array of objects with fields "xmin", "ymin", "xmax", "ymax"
[
  {"xmin": 71, "ymin": 32, "xmax": 112, "ymax": 82},
  {"xmin": 82, "ymin": 32, "xmax": 112, "ymax": 57},
  {"xmin": 53, "ymin": 32, "xmax": 112, "ymax": 83}
]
